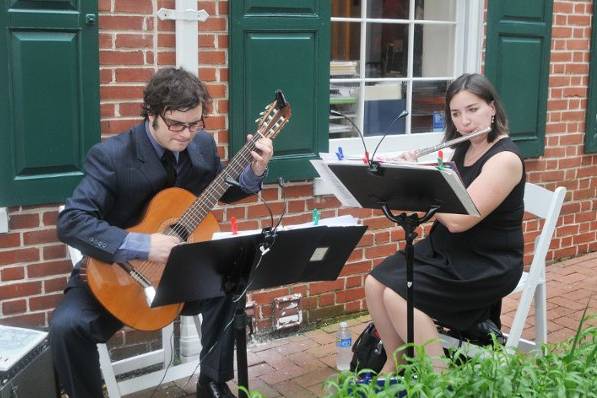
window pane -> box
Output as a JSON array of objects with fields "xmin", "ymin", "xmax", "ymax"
[
  {"xmin": 330, "ymin": 83, "xmax": 360, "ymax": 138},
  {"xmin": 331, "ymin": 21, "xmax": 361, "ymax": 75},
  {"xmin": 364, "ymin": 82, "xmax": 406, "ymax": 136},
  {"xmin": 366, "ymin": 23, "xmax": 409, "ymax": 78},
  {"xmin": 413, "ymin": 24, "xmax": 455, "ymax": 77},
  {"xmin": 415, "ymin": 0, "xmax": 456, "ymax": 21},
  {"xmin": 411, "ymin": 80, "xmax": 449, "ymax": 134},
  {"xmin": 368, "ymin": 0, "xmax": 409, "ymax": 19},
  {"xmin": 332, "ymin": 0, "xmax": 361, "ymax": 18}
]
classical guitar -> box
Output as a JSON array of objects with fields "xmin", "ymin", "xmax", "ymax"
[{"xmin": 84, "ymin": 91, "xmax": 292, "ymax": 331}]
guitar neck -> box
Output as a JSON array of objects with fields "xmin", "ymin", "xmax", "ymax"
[{"xmin": 177, "ymin": 98, "xmax": 291, "ymax": 234}]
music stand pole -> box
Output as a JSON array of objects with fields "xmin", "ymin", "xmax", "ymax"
[
  {"xmin": 381, "ymin": 205, "xmax": 439, "ymax": 359},
  {"xmin": 233, "ymin": 293, "xmax": 249, "ymax": 398}
]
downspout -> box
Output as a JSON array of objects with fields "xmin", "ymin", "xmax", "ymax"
[{"xmin": 157, "ymin": 0, "xmax": 209, "ymax": 364}]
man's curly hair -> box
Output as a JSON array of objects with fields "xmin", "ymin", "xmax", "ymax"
[{"xmin": 141, "ymin": 67, "xmax": 211, "ymax": 119}]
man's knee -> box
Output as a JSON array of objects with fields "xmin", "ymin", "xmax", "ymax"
[{"xmin": 49, "ymin": 307, "xmax": 77, "ymax": 344}]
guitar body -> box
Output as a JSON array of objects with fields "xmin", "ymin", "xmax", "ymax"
[{"xmin": 86, "ymin": 187, "xmax": 220, "ymax": 331}]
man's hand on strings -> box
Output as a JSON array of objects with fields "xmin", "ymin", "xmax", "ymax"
[
  {"xmin": 148, "ymin": 233, "xmax": 181, "ymax": 263},
  {"xmin": 247, "ymin": 134, "xmax": 273, "ymax": 176}
]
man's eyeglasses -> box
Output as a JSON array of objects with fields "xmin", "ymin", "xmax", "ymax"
[{"xmin": 160, "ymin": 114, "xmax": 205, "ymax": 133}]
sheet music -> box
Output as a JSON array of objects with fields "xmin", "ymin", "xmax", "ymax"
[
  {"xmin": 310, "ymin": 156, "xmax": 361, "ymax": 208},
  {"xmin": 211, "ymin": 215, "xmax": 361, "ymax": 240}
]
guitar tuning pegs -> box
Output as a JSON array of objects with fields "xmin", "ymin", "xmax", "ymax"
[
  {"xmin": 259, "ymin": 111, "xmax": 265, "ymax": 115},
  {"xmin": 255, "ymin": 118, "xmax": 261, "ymax": 123}
]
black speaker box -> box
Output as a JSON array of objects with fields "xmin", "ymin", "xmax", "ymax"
[{"xmin": 0, "ymin": 340, "xmax": 58, "ymax": 398}]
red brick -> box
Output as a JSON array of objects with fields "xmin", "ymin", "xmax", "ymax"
[
  {"xmin": 119, "ymin": 102, "xmax": 143, "ymax": 117},
  {"xmin": 0, "ymin": 233, "xmax": 20, "ymax": 248},
  {"xmin": 157, "ymin": 51, "xmax": 176, "ymax": 65},
  {"xmin": 27, "ymin": 260, "xmax": 72, "ymax": 278},
  {"xmin": 99, "ymin": 15, "xmax": 147, "ymax": 31},
  {"xmin": 0, "ymin": 248, "xmax": 40, "ymax": 265},
  {"xmin": 101, "ymin": 103, "xmax": 115, "ymax": 117},
  {"xmin": 9, "ymin": 213, "xmax": 40, "ymax": 229},
  {"xmin": 0, "ymin": 281, "xmax": 42, "ymax": 300},
  {"xmin": 199, "ymin": 67, "xmax": 217, "ymax": 81},
  {"xmin": 42, "ymin": 245, "xmax": 67, "ymax": 260},
  {"xmin": 318, "ymin": 293, "xmax": 334, "ymax": 306},
  {"xmin": 98, "ymin": 0, "xmax": 111, "ymax": 12},
  {"xmin": 309, "ymin": 280, "xmax": 344, "ymax": 295},
  {"xmin": 339, "ymin": 260, "xmax": 372, "ymax": 276},
  {"xmin": 157, "ymin": 33, "xmax": 175, "ymax": 48},
  {"xmin": 2, "ymin": 299, "xmax": 27, "ymax": 315},
  {"xmin": 114, "ymin": 0, "xmax": 153, "ymax": 14},
  {"xmin": 251, "ymin": 287, "xmax": 291, "ymax": 305},
  {"xmin": 101, "ymin": 120, "xmax": 143, "ymax": 135},
  {"xmin": 101, "ymin": 85, "xmax": 145, "ymax": 101},
  {"xmin": 200, "ymin": 50, "xmax": 226, "ymax": 65},
  {"xmin": 23, "ymin": 228, "xmax": 57, "ymax": 245},
  {"xmin": 199, "ymin": 34, "xmax": 216, "ymax": 48},
  {"xmin": 30, "ymin": 293, "xmax": 63, "ymax": 311},
  {"xmin": 201, "ymin": 17, "xmax": 227, "ymax": 32},
  {"xmin": 100, "ymin": 50, "xmax": 145, "ymax": 65},
  {"xmin": 115, "ymin": 34, "xmax": 153, "ymax": 49},
  {"xmin": 44, "ymin": 277, "xmax": 68, "ymax": 293},
  {"xmin": 1, "ymin": 313, "xmax": 47, "ymax": 328},
  {"xmin": 364, "ymin": 243, "xmax": 399, "ymax": 259},
  {"xmin": 1, "ymin": 266, "xmax": 25, "ymax": 281}
]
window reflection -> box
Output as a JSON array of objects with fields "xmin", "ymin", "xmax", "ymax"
[
  {"xmin": 364, "ymin": 82, "xmax": 407, "ymax": 136},
  {"xmin": 368, "ymin": 0, "xmax": 409, "ymax": 19},
  {"xmin": 411, "ymin": 81, "xmax": 449, "ymax": 134},
  {"xmin": 366, "ymin": 23, "xmax": 409, "ymax": 78}
]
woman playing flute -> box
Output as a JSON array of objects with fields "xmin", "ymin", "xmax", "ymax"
[{"xmin": 365, "ymin": 73, "xmax": 526, "ymax": 372}]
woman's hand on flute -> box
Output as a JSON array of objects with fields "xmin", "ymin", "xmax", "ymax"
[{"xmin": 397, "ymin": 149, "xmax": 418, "ymax": 162}]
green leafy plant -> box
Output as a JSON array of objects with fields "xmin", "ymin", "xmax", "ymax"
[{"xmin": 324, "ymin": 311, "xmax": 596, "ymax": 398}]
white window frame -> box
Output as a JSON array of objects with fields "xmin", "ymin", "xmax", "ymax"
[{"xmin": 327, "ymin": 0, "xmax": 483, "ymax": 156}]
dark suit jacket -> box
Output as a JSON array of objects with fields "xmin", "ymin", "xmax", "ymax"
[{"xmin": 58, "ymin": 123, "xmax": 251, "ymax": 269}]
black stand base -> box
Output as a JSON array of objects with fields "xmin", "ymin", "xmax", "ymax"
[{"xmin": 381, "ymin": 205, "xmax": 439, "ymax": 359}]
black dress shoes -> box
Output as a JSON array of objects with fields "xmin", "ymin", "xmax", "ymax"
[{"xmin": 196, "ymin": 380, "xmax": 236, "ymax": 398}]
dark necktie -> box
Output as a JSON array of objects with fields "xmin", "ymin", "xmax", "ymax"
[{"xmin": 161, "ymin": 150, "xmax": 177, "ymax": 187}]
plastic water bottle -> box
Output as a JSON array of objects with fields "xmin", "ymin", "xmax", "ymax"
[{"xmin": 336, "ymin": 321, "xmax": 352, "ymax": 371}]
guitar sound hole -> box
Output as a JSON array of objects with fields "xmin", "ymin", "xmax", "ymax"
[{"xmin": 168, "ymin": 223, "xmax": 189, "ymax": 241}]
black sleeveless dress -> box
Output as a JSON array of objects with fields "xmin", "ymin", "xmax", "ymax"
[{"xmin": 370, "ymin": 137, "xmax": 525, "ymax": 330}]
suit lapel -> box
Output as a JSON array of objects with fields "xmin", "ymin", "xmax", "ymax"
[{"xmin": 132, "ymin": 123, "xmax": 167, "ymax": 192}]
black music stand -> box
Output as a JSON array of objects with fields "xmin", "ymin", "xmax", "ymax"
[
  {"xmin": 152, "ymin": 224, "xmax": 367, "ymax": 397},
  {"xmin": 326, "ymin": 161, "xmax": 478, "ymax": 359}
]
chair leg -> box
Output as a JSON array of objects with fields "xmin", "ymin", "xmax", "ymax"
[
  {"xmin": 506, "ymin": 283, "xmax": 536, "ymax": 349},
  {"xmin": 97, "ymin": 343, "xmax": 121, "ymax": 398},
  {"xmin": 534, "ymin": 282, "xmax": 548, "ymax": 347},
  {"xmin": 161, "ymin": 323, "xmax": 175, "ymax": 367}
]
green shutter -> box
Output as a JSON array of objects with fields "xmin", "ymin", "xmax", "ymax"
[
  {"xmin": 0, "ymin": 0, "xmax": 99, "ymax": 206},
  {"xmin": 584, "ymin": 0, "xmax": 597, "ymax": 153},
  {"xmin": 485, "ymin": 0, "xmax": 553, "ymax": 158},
  {"xmin": 229, "ymin": 1, "xmax": 330, "ymax": 181}
]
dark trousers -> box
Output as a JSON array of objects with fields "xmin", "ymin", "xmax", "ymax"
[{"xmin": 49, "ymin": 278, "xmax": 237, "ymax": 398}]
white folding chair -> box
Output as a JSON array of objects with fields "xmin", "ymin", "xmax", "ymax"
[
  {"xmin": 59, "ymin": 206, "xmax": 202, "ymax": 397},
  {"xmin": 441, "ymin": 183, "xmax": 566, "ymax": 354}
]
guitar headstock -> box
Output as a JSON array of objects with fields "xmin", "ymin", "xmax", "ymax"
[{"xmin": 255, "ymin": 89, "xmax": 292, "ymax": 140}]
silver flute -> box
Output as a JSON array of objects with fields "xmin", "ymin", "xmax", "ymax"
[{"xmin": 414, "ymin": 126, "xmax": 492, "ymax": 158}]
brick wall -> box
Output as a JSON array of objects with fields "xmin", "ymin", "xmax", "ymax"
[{"xmin": 0, "ymin": 0, "xmax": 595, "ymax": 347}]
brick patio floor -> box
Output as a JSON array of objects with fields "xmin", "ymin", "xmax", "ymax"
[{"xmin": 131, "ymin": 251, "xmax": 597, "ymax": 397}]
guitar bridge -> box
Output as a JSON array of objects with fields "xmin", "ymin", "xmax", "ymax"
[{"xmin": 117, "ymin": 262, "xmax": 155, "ymax": 306}]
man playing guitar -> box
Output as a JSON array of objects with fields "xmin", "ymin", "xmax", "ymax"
[{"xmin": 49, "ymin": 67, "xmax": 273, "ymax": 398}]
